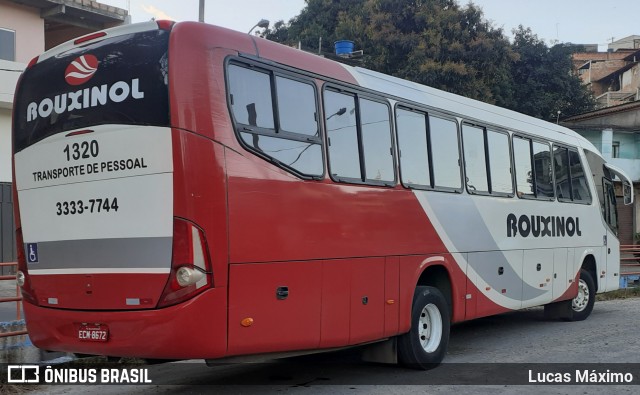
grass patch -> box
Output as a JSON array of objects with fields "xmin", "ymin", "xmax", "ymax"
[{"xmin": 596, "ymin": 286, "xmax": 640, "ymax": 301}]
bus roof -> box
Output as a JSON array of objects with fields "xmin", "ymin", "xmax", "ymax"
[
  {"xmin": 233, "ymin": 22, "xmax": 601, "ymax": 157},
  {"xmin": 342, "ymin": 65, "xmax": 599, "ymax": 155},
  {"xmin": 31, "ymin": 20, "xmax": 601, "ymax": 157}
]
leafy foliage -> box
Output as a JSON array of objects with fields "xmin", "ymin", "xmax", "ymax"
[
  {"xmin": 510, "ymin": 26, "xmax": 595, "ymax": 120},
  {"xmin": 264, "ymin": 0, "xmax": 595, "ymax": 121}
]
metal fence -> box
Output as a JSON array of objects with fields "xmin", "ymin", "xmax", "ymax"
[
  {"xmin": 0, "ymin": 183, "xmax": 16, "ymax": 267},
  {"xmin": 0, "ymin": 262, "xmax": 26, "ymax": 338},
  {"xmin": 620, "ymin": 245, "xmax": 640, "ymax": 288}
]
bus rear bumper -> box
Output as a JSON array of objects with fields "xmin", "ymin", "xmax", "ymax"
[{"xmin": 23, "ymin": 288, "xmax": 227, "ymax": 360}]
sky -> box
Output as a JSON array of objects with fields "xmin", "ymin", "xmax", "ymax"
[{"xmin": 100, "ymin": 0, "xmax": 639, "ymax": 51}]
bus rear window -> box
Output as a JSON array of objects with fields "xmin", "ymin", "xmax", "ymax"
[{"xmin": 13, "ymin": 29, "xmax": 170, "ymax": 153}]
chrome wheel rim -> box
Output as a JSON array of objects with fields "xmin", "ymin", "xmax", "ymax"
[
  {"xmin": 418, "ymin": 303, "xmax": 443, "ymax": 353},
  {"xmin": 572, "ymin": 278, "xmax": 589, "ymax": 312}
]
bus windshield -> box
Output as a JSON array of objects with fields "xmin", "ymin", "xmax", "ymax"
[{"xmin": 13, "ymin": 29, "xmax": 170, "ymax": 153}]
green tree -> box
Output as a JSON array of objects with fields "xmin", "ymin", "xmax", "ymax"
[
  {"xmin": 265, "ymin": 0, "xmax": 594, "ymax": 119},
  {"xmin": 510, "ymin": 26, "xmax": 595, "ymax": 121},
  {"xmin": 266, "ymin": 0, "xmax": 515, "ymax": 105}
]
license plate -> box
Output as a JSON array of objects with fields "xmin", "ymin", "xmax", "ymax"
[{"xmin": 77, "ymin": 324, "xmax": 109, "ymax": 342}]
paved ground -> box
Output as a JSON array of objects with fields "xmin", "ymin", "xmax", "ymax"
[{"xmin": 15, "ymin": 297, "xmax": 640, "ymax": 395}]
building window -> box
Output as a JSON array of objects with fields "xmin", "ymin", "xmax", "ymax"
[
  {"xmin": 0, "ymin": 28, "xmax": 16, "ymax": 61},
  {"xmin": 612, "ymin": 141, "xmax": 620, "ymax": 158}
]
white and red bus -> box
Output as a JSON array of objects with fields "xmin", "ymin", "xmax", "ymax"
[{"xmin": 12, "ymin": 20, "xmax": 633, "ymax": 369}]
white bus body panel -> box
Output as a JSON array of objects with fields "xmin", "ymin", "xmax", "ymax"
[{"xmin": 14, "ymin": 125, "xmax": 173, "ymax": 275}]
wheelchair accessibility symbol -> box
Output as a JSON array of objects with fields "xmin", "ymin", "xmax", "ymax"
[{"xmin": 26, "ymin": 243, "xmax": 39, "ymax": 264}]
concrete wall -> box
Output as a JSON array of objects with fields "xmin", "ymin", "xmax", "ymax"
[
  {"xmin": 45, "ymin": 21, "xmax": 127, "ymax": 49},
  {"xmin": 0, "ymin": 108, "xmax": 12, "ymax": 183},
  {"xmin": 45, "ymin": 25, "xmax": 94, "ymax": 49},
  {"xmin": 609, "ymin": 35, "xmax": 640, "ymax": 51},
  {"xmin": 612, "ymin": 131, "xmax": 639, "ymax": 159},
  {"xmin": 621, "ymin": 64, "xmax": 640, "ymax": 93},
  {"xmin": 0, "ymin": 60, "xmax": 22, "ymax": 109},
  {"xmin": 574, "ymin": 128, "xmax": 640, "ymax": 182},
  {"xmin": 580, "ymin": 130, "xmax": 603, "ymax": 153},
  {"xmin": 0, "ymin": 59, "xmax": 23, "ymax": 184},
  {"xmin": 0, "ymin": 0, "xmax": 44, "ymax": 63}
]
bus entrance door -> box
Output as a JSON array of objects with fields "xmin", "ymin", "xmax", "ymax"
[{"xmin": 603, "ymin": 178, "xmax": 620, "ymax": 292}]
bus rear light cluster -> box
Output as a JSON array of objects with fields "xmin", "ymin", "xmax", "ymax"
[
  {"xmin": 157, "ymin": 218, "xmax": 213, "ymax": 308},
  {"xmin": 15, "ymin": 228, "xmax": 38, "ymax": 306},
  {"xmin": 176, "ymin": 266, "xmax": 206, "ymax": 287}
]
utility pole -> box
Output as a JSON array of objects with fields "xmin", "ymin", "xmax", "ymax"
[{"xmin": 199, "ymin": 0, "xmax": 205, "ymax": 22}]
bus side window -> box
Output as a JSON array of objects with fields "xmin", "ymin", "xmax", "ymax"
[
  {"xmin": 275, "ymin": 76, "xmax": 318, "ymax": 136},
  {"xmin": 228, "ymin": 64, "xmax": 274, "ymax": 130},
  {"xmin": 532, "ymin": 141, "xmax": 554, "ymax": 199},
  {"xmin": 325, "ymin": 89, "xmax": 360, "ymax": 180},
  {"xmin": 486, "ymin": 130, "xmax": 513, "ymax": 195},
  {"xmin": 227, "ymin": 63, "xmax": 324, "ymax": 178},
  {"xmin": 324, "ymin": 88, "xmax": 395, "ymax": 186},
  {"xmin": 568, "ymin": 149, "xmax": 592, "ymax": 204},
  {"xmin": 604, "ymin": 179, "xmax": 618, "ymax": 233},
  {"xmin": 513, "ymin": 136, "xmax": 534, "ymax": 198},
  {"xmin": 429, "ymin": 116, "xmax": 461, "ymax": 190},
  {"xmin": 554, "ymin": 146, "xmax": 570, "ymax": 201},
  {"xmin": 359, "ymin": 98, "xmax": 394, "ymax": 184},
  {"xmin": 396, "ymin": 107, "xmax": 431, "ymax": 188},
  {"xmin": 462, "ymin": 124, "xmax": 489, "ymax": 193},
  {"xmin": 461, "ymin": 124, "xmax": 512, "ymax": 196}
]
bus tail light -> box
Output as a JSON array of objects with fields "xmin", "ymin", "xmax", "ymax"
[
  {"xmin": 157, "ymin": 218, "xmax": 213, "ymax": 308},
  {"xmin": 74, "ymin": 31, "xmax": 107, "ymax": 45},
  {"xmin": 15, "ymin": 228, "xmax": 38, "ymax": 306}
]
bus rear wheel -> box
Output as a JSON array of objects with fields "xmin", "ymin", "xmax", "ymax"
[{"xmin": 398, "ymin": 286, "xmax": 450, "ymax": 370}]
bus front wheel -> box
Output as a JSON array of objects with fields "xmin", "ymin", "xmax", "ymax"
[
  {"xmin": 397, "ymin": 286, "xmax": 450, "ymax": 370},
  {"xmin": 544, "ymin": 268, "xmax": 596, "ymax": 321},
  {"xmin": 570, "ymin": 268, "xmax": 595, "ymax": 321}
]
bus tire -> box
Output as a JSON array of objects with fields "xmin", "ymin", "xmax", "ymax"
[
  {"xmin": 569, "ymin": 268, "xmax": 595, "ymax": 321},
  {"xmin": 397, "ymin": 286, "xmax": 450, "ymax": 370}
]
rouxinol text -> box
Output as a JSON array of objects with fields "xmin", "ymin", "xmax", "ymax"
[{"xmin": 507, "ymin": 214, "xmax": 582, "ymax": 238}]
